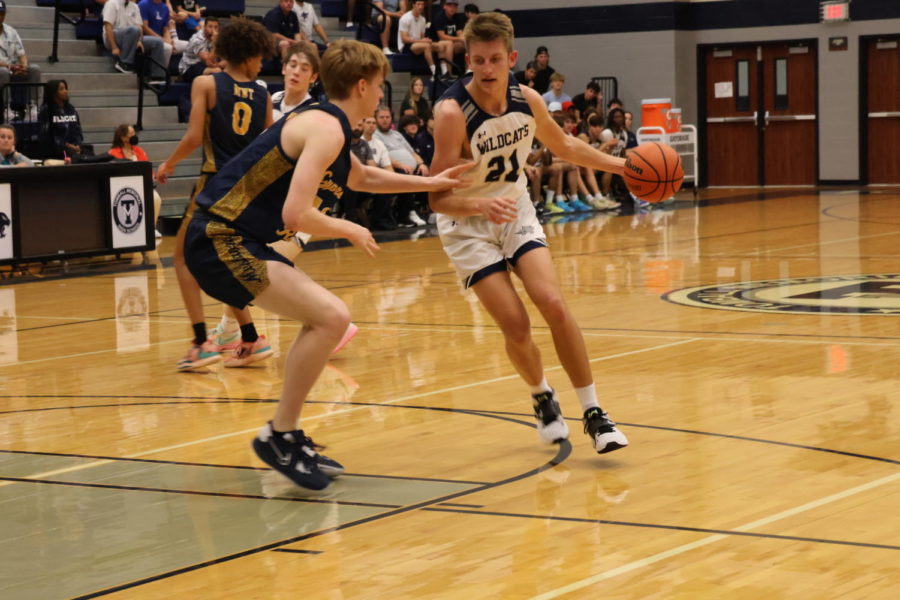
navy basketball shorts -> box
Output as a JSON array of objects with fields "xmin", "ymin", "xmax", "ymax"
[{"xmin": 183, "ymin": 216, "xmax": 293, "ymax": 309}]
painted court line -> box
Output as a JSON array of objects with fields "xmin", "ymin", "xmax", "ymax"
[
  {"xmin": 2, "ymin": 339, "xmax": 696, "ymax": 486},
  {"xmin": 529, "ymin": 471, "xmax": 900, "ymax": 600}
]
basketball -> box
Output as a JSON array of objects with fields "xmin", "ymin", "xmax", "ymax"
[{"xmin": 623, "ymin": 142, "xmax": 684, "ymax": 203}]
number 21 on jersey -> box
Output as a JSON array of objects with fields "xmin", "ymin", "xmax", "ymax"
[{"xmin": 485, "ymin": 150, "xmax": 521, "ymax": 182}]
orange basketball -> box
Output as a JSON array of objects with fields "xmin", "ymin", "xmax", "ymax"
[{"xmin": 623, "ymin": 142, "xmax": 684, "ymax": 203}]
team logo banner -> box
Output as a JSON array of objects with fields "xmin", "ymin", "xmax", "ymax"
[
  {"xmin": 664, "ymin": 274, "xmax": 900, "ymax": 315},
  {"xmin": 109, "ymin": 176, "xmax": 146, "ymax": 249},
  {"xmin": 0, "ymin": 184, "xmax": 13, "ymax": 261}
]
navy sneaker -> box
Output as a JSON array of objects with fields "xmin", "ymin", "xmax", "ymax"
[
  {"xmin": 300, "ymin": 431, "xmax": 345, "ymax": 477},
  {"xmin": 252, "ymin": 423, "xmax": 332, "ymax": 491},
  {"xmin": 583, "ymin": 408, "xmax": 629, "ymax": 454}
]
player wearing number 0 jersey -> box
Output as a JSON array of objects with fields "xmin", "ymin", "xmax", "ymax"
[
  {"xmin": 430, "ymin": 12, "xmax": 630, "ymax": 455},
  {"xmin": 156, "ymin": 18, "xmax": 275, "ymax": 372}
]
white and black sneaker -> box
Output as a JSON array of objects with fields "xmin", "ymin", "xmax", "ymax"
[
  {"xmin": 252, "ymin": 422, "xmax": 332, "ymax": 491},
  {"xmin": 299, "ymin": 431, "xmax": 345, "ymax": 477},
  {"xmin": 583, "ymin": 408, "xmax": 628, "ymax": 454},
  {"xmin": 532, "ymin": 390, "xmax": 570, "ymax": 444}
]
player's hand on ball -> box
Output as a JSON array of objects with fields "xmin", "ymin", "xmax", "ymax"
[
  {"xmin": 478, "ymin": 197, "xmax": 517, "ymax": 224},
  {"xmin": 348, "ymin": 225, "xmax": 380, "ymax": 258}
]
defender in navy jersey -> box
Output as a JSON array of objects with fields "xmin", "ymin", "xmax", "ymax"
[
  {"xmin": 430, "ymin": 13, "xmax": 630, "ymax": 455},
  {"xmin": 184, "ymin": 40, "xmax": 471, "ymax": 492},
  {"xmin": 156, "ymin": 18, "xmax": 275, "ymax": 372}
]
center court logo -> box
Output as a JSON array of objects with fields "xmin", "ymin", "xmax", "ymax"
[
  {"xmin": 663, "ymin": 274, "xmax": 900, "ymax": 315},
  {"xmin": 112, "ymin": 187, "xmax": 143, "ymax": 234}
]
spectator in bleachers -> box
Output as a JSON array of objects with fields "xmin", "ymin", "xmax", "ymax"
[
  {"xmin": 361, "ymin": 114, "xmax": 398, "ymax": 230},
  {"xmin": 140, "ymin": 0, "xmax": 179, "ymax": 76},
  {"xmin": 541, "ymin": 72, "xmax": 570, "ymax": 107},
  {"xmin": 607, "ymin": 97, "xmax": 623, "ymax": 112},
  {"xmin": 0, "ymin": 124, "xmax": 32, "ymax": 167},
  {"xmin": 108, "ymin": 122, "xmax": 163, "ymax": 236},
  {"xmin": 599, "ymin": 107, "xmax": 627, "ymax": 197},
  {"xmin": 532, "ymin": 45, "xmax": 554, "ymax": 94},
  {"xmin": 398, "ymin": 113, "xmax": 421, "ymax": 153},
  {"xmin": 399, "ymin": 0, "xmax": 453, "ymax": 80},
  {"xmin": 169, "ymin": 0, "xmax": 202, "ymax": 35},
  {"xmin": 371, "ymin": 0, "xmax": 406, "ymax": 56},
  {"xmin": 576, "ymin": 113, "xmax": 619, "ymax": 210},
  {"xmin": 571, "ymin": 80, "xmax": 601, "ymax": 122},
  {"xmin": 429, "ymin": 0, "xmax": 465, "ymax": 60},
  {"xmin": 0, "ymin": 2, "xmax": 42, "ymax": 91},
  {"xmin": 167, "ymin": 17, "xmax": 189, "ymax": 55},
  {"xmin": 38, "ymin": 79, "xmax": 89, "ymax": 161},
  {"xmin": 344, "ymin": 119, "xmax": 374, "ymax": 225},
  {"xmin": 463, "ymin": 3, "xmax": 478, "ymax": 20},
  {"xmin": 103, "ymin": 0, "xmax": 168, "ymax": 83},
  {"xmin": 623, "ymin": 110, "xmax": 638, "ymax": 152},
  {"xmin": 271, "ymin": 42, "xmax": 318, "ymax": 121},
  {"xmin": 293, "ymin": 1, "xmax": 330, "ymax": 53},
  {"xmin": 374, "ymin": 104, "xmax": 428, "ymax": 226},
  {"xmin": 415, "ymin": 114, "xmax": 434, "ymax": 166},
  {"xmin": 399, "ymin": 75, "xmax": 430, "ymax": 122},
  {"xmin": 178, "ymin": 15, "xmax": 219, "ymax": 82},
  {"xmin": 514, "ymin": 60, "xmax": 536, "ymax": 89},
  {"xmin": 263, "ymin": 0, "xmax": 303, "ymax": 56}
]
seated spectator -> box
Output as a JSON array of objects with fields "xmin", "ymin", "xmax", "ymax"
[
  {"xmin": 271, "ymin": 42, "xmax": 318, "ymax": 121},
  {"xmin": 463, "ymin": 3, "xmax": 478, "ymax": 20},
  {"xmin": 571, "ymin": 80, "xmax": 601, "ymax": 122},
  {"xmin": 178, "ymin": 15, "xmax": 219, "ymax": 82},
  {"xmin": 139, "ymin": 0, "xmax": 179, "ymax": 75},
  {"xmin": 607, "ymin": 97, "xmax": 623, "ymax": 112},
  {"xmin": 371, "ymin": 1, "xmax": 406, "ymax": 56},
  {"xmin": 292, "ymin": 1, "xmax": 329, "ymax": 53},
  {"xmin": 344, "ymin": 119, "xmax": 374, "ymax": 225},
  {"xmin": 0, "ymin": 2, "xmax": 42, "ymax": 91},
  {"xmin": 0, "ymin": 124, "xmax": 33, "ymax": 167},
  {"xmin": 415, "ymin": 114, "xmax": 434, "ymax": 166},
  {"xmin": 169, "ymin": 0, "xmax": 202, "ymax": 35},
  {"xmin": 599, "ymin": 107, "xmax": 628, "ymax": 198},
  {"xmin": 361, "ymin": 114, "xmax": 398, "ymax": 230},
  {"xmin": 514, "ymin": 60, "xmax": 536, "ymax": 89},
  {"xmin": 38, "ymin": 80, "xmax": 91, "ymax": 161},
  {"xmin": 623, "ymin": 110, "xmax": 638, "ymax": 152},
  {"xmin": 399, "ymin": 75, "xmax": 430, "ymax": 122},
  {"xmin": 167, "ymin": 17, "xmax": 189, "ymax": 55},
  {"xmin": 398, "ymin": 113, "xmax": 421, "ymax": 153},
  {"xmin": 576, "ymin": 113, "xmax": 619, "ymax": 210},
  {"xmin": 532, "ymin": 45, "xmax": 554, "ymax": 94},
  {"xmin": 103, "ymin": 0, "xmax": 167, "ymax": 83},
  {"xmin": 542, "ymin": 72, "xmax": 571, "ymax": 106},
  {"xmin": 429, "ymin": 0, "xmax": 465, "ymax": 61},
  {"xmin": 547, "ymin": 100, "xmax": 563, "ymax": 118},
  {"xmin": 373, "ymin": 105, "xmax": 428, "ymax": 226},
  {"xmin": 108, "ymin": 122, "xmax": 163, "ymax": 237},
  {"xmin": 399, "ymin": 0, "xmax": 453, "ymax": 80},
  {"xmin": 263, "ymin": 0, "xmax": 302, "ymax": 57}
]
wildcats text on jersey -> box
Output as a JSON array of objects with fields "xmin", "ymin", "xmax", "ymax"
[{"xmin": 475, "ymin": 124, "xmax": 530, "ymax": 156}]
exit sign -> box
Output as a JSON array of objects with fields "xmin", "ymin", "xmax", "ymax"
[{"xmin": 821, "ymin": 1, "xmax": 850, "ymax": 23}]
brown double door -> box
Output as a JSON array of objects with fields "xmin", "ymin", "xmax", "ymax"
[
  {"xmin": 865, "ymin": 37, "xmax": 900, "ymax": 184},
  {"xmin": 703, "ymin": 42, "xmax": 817, "ymax": 186}
]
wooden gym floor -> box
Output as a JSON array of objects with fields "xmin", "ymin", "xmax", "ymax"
[{"xmin": 1, "ymin": 188, "xmax": 899, "ymax": 599}]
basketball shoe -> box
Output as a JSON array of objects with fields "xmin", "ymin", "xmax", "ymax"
[
  {"xmin": 331, "ymin": 322, "xmax": 359, "ymax": 356},
  {"xmin": 252, "ymin": 423, "xmax": 332, "ymax": 491},
  {"xmin": 176, "ymin": 341, "xmax": 223, "ymax": 371},
  {"xmin": 583, "ymin": 407, "xmax": 629, "ymax": 454},
  {"xmin": 207, "ymin": 322, "xmax": 241, "ymax": 352},
  {"xmin": 532, "ymin": 390, "xmax": 570, "ymax": 443},
  {"xmin": 224, "ymin": 336, "xmax": 274, "ymax": 367}
]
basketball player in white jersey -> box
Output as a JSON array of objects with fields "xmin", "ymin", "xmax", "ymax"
[{"xmin": 429, "ymin": 12, "xmax": 629, "ymax": 454}]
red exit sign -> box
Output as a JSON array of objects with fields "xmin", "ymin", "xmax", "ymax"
[{"xmin": 821, "ymin": 1, "xmax": 850, "ymax": 23}]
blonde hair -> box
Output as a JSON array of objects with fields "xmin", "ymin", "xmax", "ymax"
[
  {"xmin": 319, "ymin": 39, "xmax": 390, "ymax": 100},
  {"xmin": 550, "ymin": 72, "xmax": 565, "ymax": 83},
  {"xmin": 463, "ymin": 12, "xmax": 514, "ymax": 52}
]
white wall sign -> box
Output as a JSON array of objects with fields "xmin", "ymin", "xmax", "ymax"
[
  {"xmin": 0, "ymin": 183, "xmax": 13, "ymax": 261},
  {"xmin": 109, "ymin": 176, "xmax": 147, "ymax": 249},
  {"xmin": 714, "ymin": 81, "xmax": 734, "ymax": 98},
  {"xmin": 115, "ymin": 274, "xmax": 150, "ymax": 353}
]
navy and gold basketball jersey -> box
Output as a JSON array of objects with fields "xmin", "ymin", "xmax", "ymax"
[
  {"xmin": 195, "ymin": 102, "xmax": 353, "ymax": 244},
  {"xmin": 438, "ymin": 72, "xmax": 535, "ymax": 202},
  {"xmin": 201, "ymin": 72, "xmax": 269, "ymax": 174}
]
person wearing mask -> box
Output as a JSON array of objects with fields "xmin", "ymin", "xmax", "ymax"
[
  {"xmin": 108, "ymin": 123, "xmax": 163, "ymax": 238},
  {"xmin": 0, "ymin": 124, "xmax": 33, "ymax": 167},
  {"xmin": 38, "ymin": 79, "xmax": 89, "ymax": 161}
]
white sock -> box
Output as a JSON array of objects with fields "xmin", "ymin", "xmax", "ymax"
[
  {"xmin": 555, "ymin": 194, "xmax": 566, "ymax": 203},
  {"xmin": 429, "ymin": 64, "xmax": 436, "ymax": 74},
  {"xmin": 544, "ymin": 189, "xmax": 555, "ymax": 203},
  {"xmin": 568, "ymin": 194, "xmax": 579, "ymax": 203},
  {"xmin": 441, "ymin": 63, "xmax": 449, "ymax": 75},
  {"xmin": 575, "ymin": 383, "xmax": 600, "ymax": 412},
  {"xmin": 219, "ymin": 314, "xmax": 239, "ymax": 332},
  {"xmin": 530, "ymin": 377, "xmax": 552, "ymax": 396}
]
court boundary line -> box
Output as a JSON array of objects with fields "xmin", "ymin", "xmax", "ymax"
[{"xmin": 527, "ymin": 470, "xmax": 900, "ymax": 600}]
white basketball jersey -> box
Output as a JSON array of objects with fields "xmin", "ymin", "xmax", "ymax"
[{"xmin": 440, "ymin": 73, "xmax": 536, "ymax": 202}]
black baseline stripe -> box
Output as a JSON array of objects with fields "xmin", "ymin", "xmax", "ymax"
[
  {"xmin": 271, "ymin": 549, "xmax": 323, "ymax": 555},
  {"xmin": 68, "ymin": 440, "xmax": 571, "ymax": 599},
  {"xmin": 438, "ymin": 502, "xmax": 484, "ymax": 508},
  {"xmin": 0, "ymin": 477, "xmax": 400, "ymax": 509},
  {"xmin": 421, "ymin": 507, "xmax": 900, "ymax": 552}
]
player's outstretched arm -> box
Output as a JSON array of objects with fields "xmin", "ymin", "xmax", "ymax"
[
  {"xmin": 523, "ymin": 85, "xmax": 626, "ymax": 176},
  {"xmin": 157, "ymin": 75, "xmax": 214, "ymax": 183},
  {"xmin": 347, "ymin": 154, "xmax": 472, "ymax": 194},
  {"xmin": 282, "ymin": 113, "xmax": 379, "ymax": 256},
  {"xmin": 428, "ymin": 99, "xmax": 518, "ymax": 224}
]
